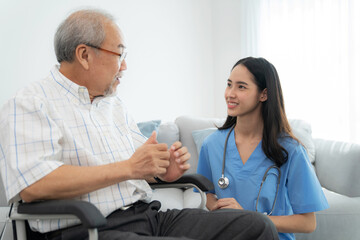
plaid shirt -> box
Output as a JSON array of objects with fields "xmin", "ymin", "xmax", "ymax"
[{"xmin": 0, "ymin": 66, "xmax": 152, "ymax": 232}]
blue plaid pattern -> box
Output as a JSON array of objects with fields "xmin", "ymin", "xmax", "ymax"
[{"xmin": 0, "ymin": 66, "xmax": 152, "ymax": 233}]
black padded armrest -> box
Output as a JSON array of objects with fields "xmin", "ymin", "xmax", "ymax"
[
  {"xmin": 150, "ymin": 173, "xmax": 214, "ymax": 192},
  {"xmin": 18, "ymin": 200, "xmax": 107, "ymax": 229}
]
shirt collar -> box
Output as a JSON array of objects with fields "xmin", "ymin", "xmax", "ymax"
[{"xmin": 50, "ymin": 65, "xmax": 91, "ymax": 105}]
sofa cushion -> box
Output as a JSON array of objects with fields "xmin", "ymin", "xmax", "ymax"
[
  {"xmin": 0, "ymin": 206, "xmax": 10, "ymax": 234},
  {"xmin": 192, "ymin": 128, "xmax": 217, "ymax": 155},
  {"xmin": 137, "ymin": 120, "xmax": 162, "ymax": 138},
  {"xmin": 289, "ymin": 119, "xmax": 315, "ymax": 164},
  {"xmin": 295, "ymin": 188, "xmax": 360, "ymax": 240},
  {"xmin": 175, "ymin": 116, "xmax": 225, "ymax": 174},
  {"xmin": 314, "ymin": 138, "xmax": 360, "ymax": 197},
  {"xmin": 151, "ymin": 188, "xmax": 184, "ymax": 211},
  {"xmin": 183, "ymin": 188, "xmax": 206, "ymax": 210},
  {"xmin": 151, "ymin": 188, "xmax": 205, "ymax": 211},
  {"xmin": 157, "ymin": 122, "xmax": 180, "ymax": 147}
]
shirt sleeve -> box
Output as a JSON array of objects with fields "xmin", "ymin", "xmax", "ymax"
[
  {"xmin": 286, "ymin": 144, "xmax": 329, "ymax": 214},
  {"xmin": 0, "ymin": 96, "xmax": 64, "ymax": 203},
  {"xmin": 196, "ymin": 141, "xmax": 215, "ymax": 194}
]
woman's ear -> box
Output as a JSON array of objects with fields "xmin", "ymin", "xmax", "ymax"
[
  {"xmin": 75, "ymin": 44, "xmax": 90, "ymax": 70},
  {"xmin": 260, "ymin": 88, "xmax": 268, "ymax": 102}
]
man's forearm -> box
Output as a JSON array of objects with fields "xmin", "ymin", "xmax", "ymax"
[{"xmin": 20, "ymin": 161, "xmax": 132, "ymax": 202}]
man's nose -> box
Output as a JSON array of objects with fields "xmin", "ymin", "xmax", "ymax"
[{"xmin": 120, "ymin": 59, "xmax": 127, "ymax": 71}]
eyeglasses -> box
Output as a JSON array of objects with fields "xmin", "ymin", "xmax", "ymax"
[{"xmin": 87, "ymin": 44, "xmax": 127, "ymax": 63}]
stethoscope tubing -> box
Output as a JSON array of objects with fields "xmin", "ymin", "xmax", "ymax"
[
  {"xmin": 218, "ymin": 124, "xmax": 281, "ymax": 215},
  {"xmin": 255, "ymin": 165, "xmax": 281, "ymax": 215}
]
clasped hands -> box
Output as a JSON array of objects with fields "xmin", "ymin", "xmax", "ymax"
[{"xmin": 129, "ymin": 131, "xmax": 191, "ymax": 182}]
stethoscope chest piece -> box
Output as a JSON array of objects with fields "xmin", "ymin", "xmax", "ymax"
[
  {"xmin": 218, "ymin": 176, "xmax": 229, "ymax": 189},
  {"xmin": 218, "ymin": 124, "xmax": 281, "ymax": 215},
  {"xmin": 218, "ymin": 125, "xmax": 235, "ymax": 190}
]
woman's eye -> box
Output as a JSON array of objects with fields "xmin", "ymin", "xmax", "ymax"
[
  {"xmin": 239, "ymin": 85, "xmax": 246, "ymax": 89},
  {"xmin": 227, "ymin": 83, "xmax": 231, "ymax": 87}
]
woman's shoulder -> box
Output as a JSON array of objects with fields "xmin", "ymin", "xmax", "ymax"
[
  {"xmin": 278, "ymin": 136, "xmax": 304, "ymax": 154},
  {"xmin": 278, "ymin": 136, "xmax": 311, "ymax": 168}
]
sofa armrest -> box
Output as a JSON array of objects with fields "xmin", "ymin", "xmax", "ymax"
[
  {"xmin": 16, "ymin": 200, "xmax": 107, "ymax": 229},
  {"xmin": 314, "ymin": 138, "xmax": 360, "ymax": 197}
]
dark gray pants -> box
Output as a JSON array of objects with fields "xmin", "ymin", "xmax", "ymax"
[{"xmin": 43, "ymin": 201, "xmax": 279, "ymax": 240}]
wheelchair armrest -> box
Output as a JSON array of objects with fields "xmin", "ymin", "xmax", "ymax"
[
  {"xmin": 150, "ymin": 173, "xmax": 214, "ymax": 192},
  {"xmin": 17, "ymin": 200, "xmax": 107, "ymax": 229}
]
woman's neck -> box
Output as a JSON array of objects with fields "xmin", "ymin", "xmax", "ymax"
[{"xmin": 234, "ymin": 114, "xmax": 263, "ymax": 142}]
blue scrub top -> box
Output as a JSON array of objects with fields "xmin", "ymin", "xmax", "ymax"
[{"xmin": 196, "ymin": 128, "xmax": 329, "ymax": 240}]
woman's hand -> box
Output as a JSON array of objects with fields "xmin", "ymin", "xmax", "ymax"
[
  {"xmin": 215, "ymin": 198, "xmax": 244, "ymax": 210},
  {"xmin": 157, "ymin": 140, "xmax": 191, "ymax": 182},
  {"xmin": 206, "ymin": 194, "xmax": 243, "ymax": 211}
]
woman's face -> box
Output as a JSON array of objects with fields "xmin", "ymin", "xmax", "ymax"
[{"xmin": 224, "ymin": 64, "xmax": 267, "ymax": 118}]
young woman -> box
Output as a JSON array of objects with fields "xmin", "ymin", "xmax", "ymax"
[{"xmin": 197, "ymin": 57, "xmax": 329, "ymax": 240}]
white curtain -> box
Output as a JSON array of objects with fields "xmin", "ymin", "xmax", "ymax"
[{"xmin": 243, "ymin": 0, "xmax": 360, "ymax": 144}]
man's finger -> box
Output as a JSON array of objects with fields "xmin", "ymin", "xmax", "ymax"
[
  {"xmin": 157, "ymin": 159, "xmax": 170, "ymax": 168},
  {"xmin": 156, "ymin": 143, "xmax": 169, "ymax": 151},
  {"xmin": 145, "ymin": 131, "xmax": 158, "ymax": 144}
]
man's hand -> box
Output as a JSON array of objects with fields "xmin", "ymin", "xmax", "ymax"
[
  {"xmin": 128, "ymin": 131, "xmax": 170, "ymax": 179},
  {"xmin": 157, "ymin": 140, "xmax": 191, "ymax": 182}
]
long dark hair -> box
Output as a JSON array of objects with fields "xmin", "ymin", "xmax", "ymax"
[{"xmin": 219, "ymin": 57, "xmax": 298, "ymax": 167}]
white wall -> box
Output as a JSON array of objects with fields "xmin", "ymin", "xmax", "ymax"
[
  {"xmin": 0, "ymin": 0, "xmax": 215, "ymax": 122},
  {"xmin": 1, "ymin": 0, "xmax": 358, "ymax": 143},
  {"xmin": 211, "ymin": 0, "xmax": 261, "ymax": 119},
  {"xmin": 211, "ymin": 0, "xmax": 360, "ymax": 144}
]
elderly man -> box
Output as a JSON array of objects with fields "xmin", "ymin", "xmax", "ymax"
[{"xmin": 0, "ymin": 9, "xmax": 279, "ymax": 240}]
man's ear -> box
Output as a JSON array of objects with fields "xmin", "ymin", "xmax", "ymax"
[
  {"xmin": 260, "ymin": 88, "xmax": 268, "ymax": 102},
  {"xmin": 75, "ymin": 44, "xmax": 90, "ymax": 70}
]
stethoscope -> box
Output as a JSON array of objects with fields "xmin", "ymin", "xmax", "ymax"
[{"xmin": 218, "ymin": 124, "xmax": 281, "ymax": 215}]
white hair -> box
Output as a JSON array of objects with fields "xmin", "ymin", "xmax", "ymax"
[{"xmin": 54, "ymin": 9, "xmax": 115, "ymax": 63}]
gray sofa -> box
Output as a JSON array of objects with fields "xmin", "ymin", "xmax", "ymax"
[{"xmin": 1, "ymin": 115, "xmax": 360, "ymax": 240}]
